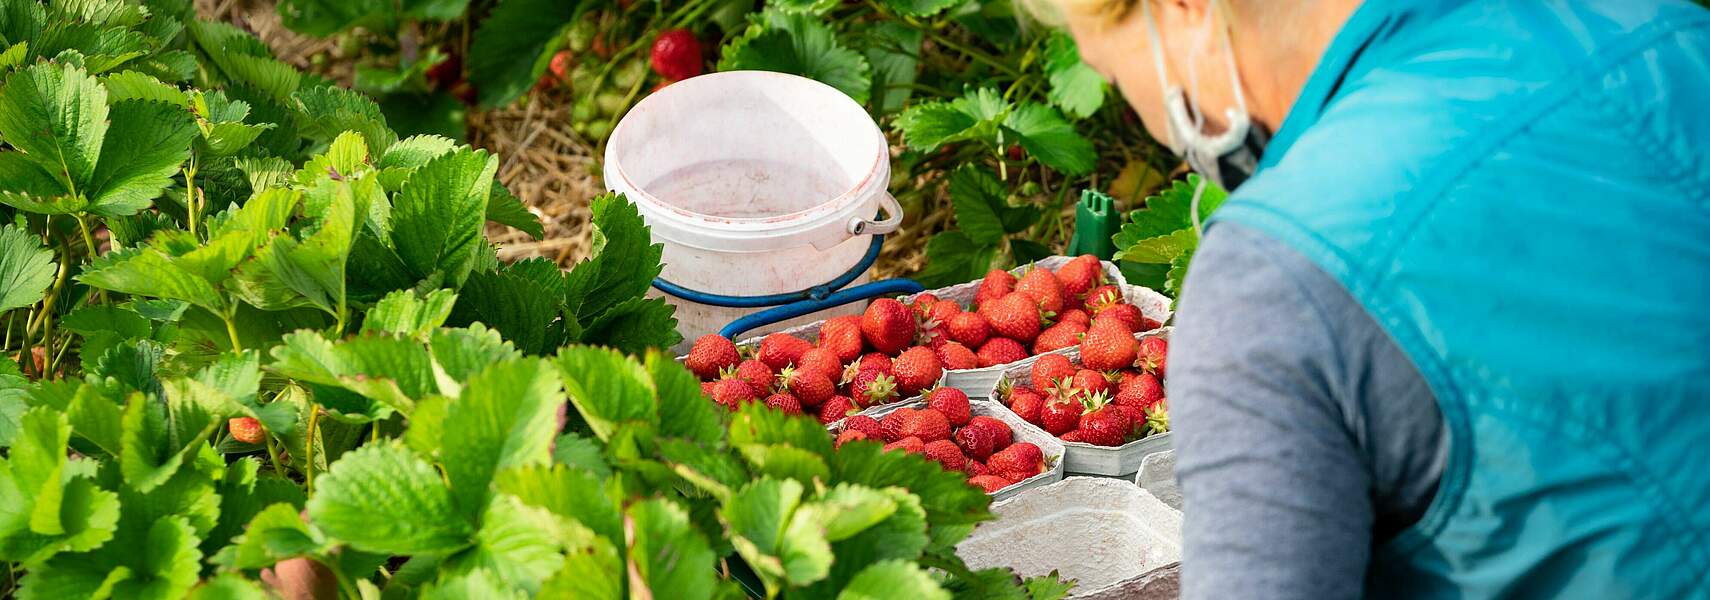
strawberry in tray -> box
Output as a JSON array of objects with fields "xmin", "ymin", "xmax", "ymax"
[
  {"xmin": 687, "ymin": 256, "xmax": 1159, "ymax": 416},
  {"xmin": 997, "ymin": 334, "xmax": 1173, "ymax": 447},
  {"xmin": 830, "ymin": 392, "xmax": 1051, "ymax": 495}
]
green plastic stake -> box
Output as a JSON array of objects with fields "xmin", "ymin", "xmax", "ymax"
[{"xmin": 1066, "ymin": 189, "xmax": 1120, "ymax": 259}]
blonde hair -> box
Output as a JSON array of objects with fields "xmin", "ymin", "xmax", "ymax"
[{"xmin": 1020, "ymin": 0, "xmax": 1276, "ymax": 29}]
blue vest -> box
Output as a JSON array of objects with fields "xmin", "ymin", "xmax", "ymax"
[{"xmin": 1211, "ymin": 1, "xmax": 1710, "ymax": 596}]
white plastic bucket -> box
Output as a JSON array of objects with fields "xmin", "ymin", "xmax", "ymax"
[{"xmin": 604, "ymin": 71, "xmax": 901, "ymax": 350}]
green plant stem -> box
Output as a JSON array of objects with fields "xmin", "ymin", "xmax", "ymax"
[
  {"xmin": 264, "ymin": 434, "xmax": 286, "ymax": 477},
  {"xmin": 184, "ymin": 158, "xmax": 199, "ymax": 239},
  {"xmin": 924, "ymin": 31, "xmax": 1024, "ymax": 79},
  {"xmin": 304, "ymin": 407, "xmax": 321, "ymax": 494},
  {"xmin": 73, "ymin": 214, "xmax": 97, "ymax": 258},
  {"xmin": 46, "ymin": 330, "xmax": 72, "ymax": 375},
  {"xmin": 223, "ymin": 312, "xmax": 243, "ymax": 352},
  {"xmin": 667, "ymin": 0, "xmax": 720, "ymax": 30}
]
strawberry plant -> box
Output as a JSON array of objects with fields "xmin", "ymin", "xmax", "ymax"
[
  {"xmin": 0, "ymin": 2, "xmax": 1079, "ymax": 597},
  {"xmin": 1110, "ymin": 174, "xmax": 1228, "ymax": 298}
]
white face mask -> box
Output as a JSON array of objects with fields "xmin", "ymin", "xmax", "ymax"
[{"xmin": 1142, "ymin": 0, "xmax": 1270, "ymax": 234}]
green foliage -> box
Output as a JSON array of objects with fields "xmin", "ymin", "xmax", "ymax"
[
  {"xmin": 719, "ymin": 10, "xmax": 873, "ymax": 104},
  {"xmin": 916, "ymin": 166, "xmax": 1043, "ymax": 287},
  {"xmin": 1111, "ymin": 174, "xmax": 1228, "ymax": 297}
]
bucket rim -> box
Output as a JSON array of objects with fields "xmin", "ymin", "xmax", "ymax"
[{"xmin": 604, "ymin": 71, "xmax": 890, "ymax": 235}]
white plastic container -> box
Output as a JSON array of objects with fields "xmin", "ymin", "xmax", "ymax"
[
  {"xmin": 830, "ymin": 398, "xmax": 1066, "ymax": 501},
  {"xmin": 958, "ymin": 478, "xmax": 1182, "ymax": 598},
  {"xmin": 605, "ymin": 71, "xmax": 902, "ymax": 351},
  {"xmin": 729, "ymin": 257, "xmax": 1173, "ymax": 394},
  {"xmin": 989, "ymin": 328, "xmax": 1174, "ymax": 476}
]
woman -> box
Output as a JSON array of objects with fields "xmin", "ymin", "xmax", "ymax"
[{"xmin": 1032, "ymin": 0, "xmax": 1710, "ymax": 597}]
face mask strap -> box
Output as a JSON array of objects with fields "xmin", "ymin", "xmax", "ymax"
[{"xmin": 1145, "ymin": 0, "xmax": 1251, "ymax": 159}]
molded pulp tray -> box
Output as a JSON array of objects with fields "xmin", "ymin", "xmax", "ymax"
[
  {"xmin": 829, "ymin": 398, "xmax": 1066, "ymax": 501},
  {"xmin": 729, "ymin": 256, "xmax": 1173, "ymax": 397},
  {"xmin": 988, "ymin": 328, "xmax": 1174, "ymax": 476},
  {"xmin": 957, "ymin": 477, "xmax": 1183, "ymax": 598},
  {"xmin": 1135, "ymin": 450, "xmax": 1182, "ymax": 510}
]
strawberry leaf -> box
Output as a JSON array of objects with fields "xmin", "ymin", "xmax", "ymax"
[
  {"xmin": 1114, "ymin": 228, "xmax": 1197, "ymax": 264},
  {"xmin": 859, "ymin": 22, "xmax": 924, "ymax": 114},
  {"xmin": 493, "ymin": 464, "xmax": 622, "ymax": 548},
  {"xmin": 0, "ymin": 224, "xmax": 57, "ymax": 313},
  {"xmin": 881, "ymin": 0, "xmax": 967, "ymax": 17},
  {"xmin": 391, "ymin": 147, "xmax": 498, "ymax": 287},
  {"xmin": 1166, "ymin": 247, "xmax": 1194, "ymax": 298},
  {"xmin": 916, "ymin": 231, "xmax": 1000, "ymax": 289},
  {"xmin": 1003, "ymin": 102, "xmax": 1094, "ymax": 175},
  {"xmin": 561, "ymin": 194, "xmax": 662, "ymax": 327},
  {"xmin": 467, "ymin": 0, "xmax": 585, "ymax": 108},
  {"xmin": 537, "ymin": 518, "xmax": 623, "ymax": 599},
  {"xmin": 797, "ymin": 486, "xmax": 926, "ymax": 597},
  {"xmin": 644, "ymin": 351, "xmax": 722, "ymax": 445},
  {"xmin": 428, "ymin": 324, "xmax": 523, "ymax": 383},
  {"xmin": 576, "ymin": 296, "xmax": 680, "ymax": 356},
  {"xmin": 895, "ymin": 88, "xmax": 1006, "ymax": 152},
  {"xmin": 86, "ymin": 99, "xmax": 195, "ymax": 216},
  {"xmin": 440, "ymin": 495, "xmax": 565, "ymax": 590},
  {"xmin": 439, "ymin": 358, "xmax": 562, "ymax": 518},
  {"xmin": 0, "ymin": 407, "xmax": 120, "ymax": 565},
  {"xmin": 456, "ymin": 262, "xmax": 567, "ymax": 355},
  {"xmin": 718, "ymin": 11, "xmax": 872, "ymax": 104},
  {"xmin": 210, "ymin": 502, "xmax": 325, "ymax": 570},
  {"xmin": 1112, "ymin": 174, "xmax": 1227, "ymax": 248},
  {"xmin": 626, "ymin": 498, "xmax": 718, "ymax": 600},
  {"xmin": 306, "ymin": 441, "xmax": 474, "ymax": 555},
  {"xmin": 838, "ymin": 559, "xmax": 950, "ymax": 600},
  {"xmin": 485, "ymin": 181, "xmax": 544, "ymax": 239},
  {"xmin": 1043, "ymin": 34, "xmax": 1106, "ymax": 120},
  {"xmin": 0, "ymin": 62, "xmax": 108, "ymax": 194},
  {"xmin": 722, "ymin": 478, "xmax": 833, "ymax": 593},
  {"xmin": 555, "ymin": 346, "xmax": 657, "ymax": 442},
  {"xmin": 292, "ymin": 84, "xmax": 397, "ymax": 153}
]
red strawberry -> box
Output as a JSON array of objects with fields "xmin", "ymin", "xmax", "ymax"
[
  {"xmin": 987, "ymin": 442, "xmax": 1045, "ymax": 480},
  {"xmin": 967, "ymin": 416, "xmax": 1013, "ymax": 448},
  {"xmin": 927, "ymin": 300, "xmax": 961, "ymax": 327},
  {"xmin": 934, "ymin": 342, "xmax": 980, "ymax": 371},
  {"xmin": 966, "ymin": 460, "xmax": 990, "ymax": 478},
  {"xmin": 899, "ymin": 408, "xmax": 952, "ymax": 442},
  {"xmin": 818, "ymin": 316, "xmax": 865, "ymax": 362},
  {"xmin": 649, "ymin": 29, "xmax": 703, "ymax": 81},
  {"xmin": 1138, "ymin": 337, "xmax": 1168, "ymax": 378},
  {"xmin": 883, "ymin": 436, "xmax": 925, "ymax": 454},
  {"xmin": 1059, "ymin": 308, "xmax": 1091, "ymax": 326},
  {"xmin": 709, "ymin": 377, "xmax": 758, "ymax": 410},
  {"xmin": 861, "ymin": 298, "xmax": 916, "ymax": 354},
  {"xmin": 1115, "ymin": 372, "xmax": 1164, "ymax": 408},
  {"xmin": 796, "ymin": 347, "xmax": 843, "ymax": 382},
  {"xmin": 946, "ymin": 312, "xmax": 991, "ymax": 348},
  {"xmin": 1139, "ymin": 317, "xmax": 1164, "ymax": 332},
  {"xmin": 736, "ymin": 359, "xmax": 775, "ymax": 392},
  {"xmin": 1084, "ymin": 285, "xmax": 1122, "ymax": 313},
  {"xmin": 1015, "ymin": 267, "xmax": 1067, "ymax": 313},
  {"xmin": 968, "ymin": 474, "xmax": 1011, "ymax": 493},
  {"xmin": 1145, "ymin": 401, "xmax": 1170, "ymax": 434},
  {"xmin": 926, "ymin": 387, "xmax": 971, "ymax": 426},
  {"xmin": 1079, "ymin": 321, "xmax": 1139, "ymax": 371},
  {"xmin": 879, "ymin": 407, "xmax": 917, "ymax": 442},
  {"xmin": 976, "ymin": 338, "xmax": 1029, "ymax": 367},
  {"xmin": 1077, "ymin": 392, "xmax": 1130, "ymax": 447},
  {"xmin": 548, "ymin": 50, "xmax": 573, "ymax": 83},
  {"xmin": 758, "ymin": 333, "xmax": 811, "ymax": 370},
  {"xmin": 1055, "ymin": 255, "xmax": 1105, "ymax": 299},
  {"xmin": 844, "ymin": 414, "xmax": 882, "ymax": 438},
  {"xmin": 953, "ymin": 425, "xmax": 1001, "ymax": 461},
  {"xmin": 684, "ymin": 334, "xmax": 739, "ymax": 380},
  {"xmin": 700, "ymin": 381, "xmax": 715, "ymax": 397},
  {"xmin": 980, "ymin": 292, "xmax": 1044, "ymax": 343},
  {"xmin": 1007, "ymin": 386, "xmax": 1046, "ymax": 424},
  {"xmin": 1030, "ymin": 354, "xmax": 1078, "ymax": 393},
  {"xmin": 850, "ymin": 370, "xmax": 899, "ymax": 407},
  {"xmin": 857, "ymin": 352, "xmax": 893, "ymax": 374},
  {"xmin": 1072, "ymin": 369, "xmax": 1112, "ymax": 397},
  {"xmin": 1032, "ymin": 321, "xmax": 1087, "ymax": 354},
  {"xmin": 835, "ymin": 429, "xmax": 870, "ymax": 448},
  {"xmin": 1094, "ymin": 304, "xmax": 1146, "ymax": 333},
  {"xmin": 229, "ymin": 417, "xmax": 264, "ymax": 444},
  {"xmin": 891, "ymin": 347, "xmax": 943, "ymax": 396},
  {"xmin": 1061, "ymin": 430, "xmax": 1084, "ymax": 443},
  {"xmin": 975, "ymin": 269, "xmax": 1018, "ymax": 307},
  {"xmin": 818, "ymin": 395, "xmax": 857, "ymax": 424},
  {"xmin": 778, "ymin": 367, "xmax": 835, "ymax": 408},
  {"xmin": 764, "ymin": 392, "xmax": 802, "ymax": 415},
  {"xmin": 1040, "ymin": 397, "xmax": 1083, "ymax": 436},
  {"xmin": 924, "ymin": 439, "xmax": 966, "ymax": 471},
  {"xmin": 911, "ymin": 293, "xmax": 941, "ymax": 316}
]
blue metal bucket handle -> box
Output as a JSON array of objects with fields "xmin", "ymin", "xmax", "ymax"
[
  {"xmin": 718, "ymin": 278, "xmax": 925, "ymax": 340},
  {"xmin": 651, "ymin": 234, "xmax": 888, "ymax": 308}
]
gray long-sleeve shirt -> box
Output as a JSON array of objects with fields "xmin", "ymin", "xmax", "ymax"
[{"xmin": 1168, "ymin": 222, "xmax": 1448, "ymax": 599}]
